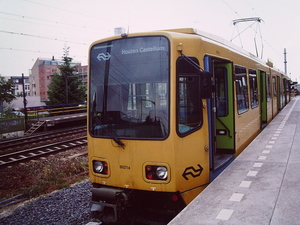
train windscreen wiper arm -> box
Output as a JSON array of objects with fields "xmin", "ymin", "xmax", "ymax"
[
  {"xmin": 92, "ymin": 115, "xmax": 125, "ymax": 147},
  {"xmin": 91, "ymin": 92, "xmax": 124, "ymax": 147}
]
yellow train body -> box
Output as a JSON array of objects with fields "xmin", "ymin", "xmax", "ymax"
[{"xmin": 88, "ymin": 28, "xmax": 290, "ymax": 223}]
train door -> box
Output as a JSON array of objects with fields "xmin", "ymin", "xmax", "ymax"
[
  {"xmin": 259, "ymin": 70, "xmax": 268, "ymax": 128},
  {"xmin": 204, "ymin": 56, "xmax": 235, "ymax": 181}
]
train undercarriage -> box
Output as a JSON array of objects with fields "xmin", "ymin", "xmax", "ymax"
[{"xmin": 90, "ymin": 184, "xmax": 185, "ymax": 224}]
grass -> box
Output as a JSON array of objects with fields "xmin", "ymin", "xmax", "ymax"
[
  {"xmin": 31, "ymin": 160, "xmax": 89, "ymax": 197},
  {"xmin": 0, "ymin": 155, "xmax": 89, "ymax": 208}
]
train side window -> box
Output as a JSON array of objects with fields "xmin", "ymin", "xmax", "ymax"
[
  {"xmin": 272, "ymin": 76, "xmax": 277, "ymax": 96},
  {"xmin": 266, "ymin": 74, "xmax": 271, "ymax": 101},
  {"xmin": 176, "ymin": 57, "xmax": 202, "ymax": 136},
  {"xmin": 249, "ymin": 69, "xmax": 258, "ymax": 108},
  {"xmin": 215, "ymin": 67, "xmax": 228, "ymax": 117},
  {"xmin": 235, "ymin": 65, "xmax": 249, "ymax": 114}
]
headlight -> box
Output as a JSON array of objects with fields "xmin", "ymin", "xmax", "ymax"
[
  {"xmin": 156, "ymin": 166, "xmax": 168, "ymax": 179},
  {"xmin": 93, "ymin": 160, "xmax": 108, "ymax": 175},
  {"xmin": 94, "ymin": 161, "xmax": 104, "ymax": 173},
  {"xmin": 145, "ymin": 165, "xmax": 168, "ymax": 180}
]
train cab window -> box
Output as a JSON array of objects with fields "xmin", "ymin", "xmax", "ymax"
[
  {"xmin": 176, "ymin": 57, "xmax": 202, "ymax": 136},
  {"xmin": 89, "ymin": 36, "xmax": 170, "ymax": 139},
  {"xmin": 235, "ymin": 65, "xmax": 248, "ymax": 114},
  {"xmin": 215, "ymin": 67, "xmax": 228, "ymax": 117},
  {"xmin": 249, "ymin": 69, "xmax": 258, "ymax": 108}
]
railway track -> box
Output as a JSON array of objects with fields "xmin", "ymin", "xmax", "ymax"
[
  {"xmin": 0, "ymin": 126, "xmax": 86, "ymax": 153},
  {"xmin": 0, "ymin": 136, "xmax": 87, "ymax": 169}
]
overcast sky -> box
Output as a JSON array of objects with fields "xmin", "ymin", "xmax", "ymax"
[{"xmin": 0, "ymin": 0, "xmax": 299, "ymax": 81}]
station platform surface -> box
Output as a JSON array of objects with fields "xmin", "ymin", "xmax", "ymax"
[
  {"xmin": 169, "ymin": 96, "xmax": 300, "ymax": 225},
  {"xmin": 28, "ymin": 112, "xmax": 86, "ymax": 125}
]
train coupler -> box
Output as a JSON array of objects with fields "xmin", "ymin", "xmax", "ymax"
[{"xmin": 90, "ymin": 187, "xmax": 129, "ymax": 223}]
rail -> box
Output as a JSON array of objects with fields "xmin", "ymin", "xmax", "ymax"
[
  {"xmin": 0, "ymin": 136, "xmax": 87, "ymax": 168},
  {"xmin": 0, "ymin": 126, "xmax": 86, "ymax": 152}
]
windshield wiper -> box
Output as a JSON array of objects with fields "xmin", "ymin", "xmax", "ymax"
[
  {"xmin": 91, "ymin": 92, "xmax": 124, "ymax": 147},
  {"xmin": 92, "ymin": 115, "xmax": 125, "ymax": 147}
]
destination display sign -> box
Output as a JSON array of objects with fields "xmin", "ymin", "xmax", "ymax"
[{"xmin": 121, "ymin": 46, "xmax": 166, "ymax": 55}]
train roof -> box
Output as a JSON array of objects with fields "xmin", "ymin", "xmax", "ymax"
[{"xmin": 163, "ymin": 28, "xmax": 285, "ymax": 75}]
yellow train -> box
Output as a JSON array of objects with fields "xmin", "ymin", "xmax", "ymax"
[{"xmin": 88, "ymin": 28, "xmax": 291, "ymax": 224}]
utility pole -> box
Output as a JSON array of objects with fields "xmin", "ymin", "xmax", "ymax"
[
  {"xmin": 22, "ymin": 73, "xmax": 28, "ymax": 131},
  {"xmin": 65, "ymin": 75, "xmax": 68, "ymax": 104},
  {"xmin": 284, "ymin": 48, "xmax": 287, "ymax": 75}
]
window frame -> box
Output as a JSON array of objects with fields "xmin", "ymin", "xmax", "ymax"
[
  {"xmin": 215, "ymin": 67, "xmax": 229, "ymax": 117},
  {"xmin": 249, "ymin": 69, "xmax": 259, "ymax": 108},
  {"xmin": 266, "ymin": 73, "xmax": 271, "ymax": 102},
  {"xmin": 176, "ymin": 56, "xmax": 203, "ymax": 137},
  {"xmin": 235, "ymin": 65, "xmax": 249, "ymax": 114},
  {"xmin": 89, "ymin": 36, "xmax": 170, "ymax": 140},
  {"xmin": 272, "ymin": 76, "xmax": 277, "ymax": 97}
]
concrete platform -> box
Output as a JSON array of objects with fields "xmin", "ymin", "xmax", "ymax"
[
  {"xmin": 169, "ymin": 96, "xmax": 300, "ymax": 225},
  {"xmin": 28, "ymin": 112, "xmax": 86, "ymax": 126}
]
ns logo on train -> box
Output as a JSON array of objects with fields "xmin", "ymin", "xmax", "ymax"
[
  {"xmin": 182, "ymin": 164, "xmax": 203, "ymax": 180},
  {"xmin": 97, "ymin": 53, "xmax": 111, "ymax": 61}
]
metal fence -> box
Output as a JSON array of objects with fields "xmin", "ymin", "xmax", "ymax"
[
  {"xmin": 0, "ymin": 118, "xmax": 24, "ymax": 134},
  {"xmin": 27, "ymin": 104, "xmax": 87, "ymax": 119}
]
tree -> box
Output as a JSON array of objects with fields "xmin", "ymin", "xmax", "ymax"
[
  {"xmin": 47, "ymin": 47, "xmax": 86, "ymax": 105},
  {"xmin": 0, "ymin": 75, "xmax": 16, "ymax": 112}
]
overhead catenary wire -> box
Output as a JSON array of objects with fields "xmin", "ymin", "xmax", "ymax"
[
  {"xmin": 0, "ymin": 1, "xmax": 123, "ymax": 56},
  {"xmin": 21, "ymin": 0, "xmax": 124, "ymax": 31},
  {"xmin": 0, "ymin": 46, "xmax": 86, "ymax": 59},
  {"xmin": 0, "ymin": 11, "xmax": 111, "ymax": 36},
  {"xmin": 0, "ymin": 29, "xmax": 88, "ymax": 45}
]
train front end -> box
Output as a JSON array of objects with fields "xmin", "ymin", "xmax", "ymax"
[{"xmin": 88, "ymin": 31, "xmax": 211, "ymax": 223}]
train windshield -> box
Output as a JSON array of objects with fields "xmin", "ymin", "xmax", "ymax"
[{"xmin": 89, "ymin": 36, "xmax": 169, "ymax": 140}]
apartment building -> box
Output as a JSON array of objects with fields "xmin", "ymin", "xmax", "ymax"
[
  {"xmin": 9, "ymin": 76, "xmax": 30, "ymax": 97},
  {"xmin": 29, "ymin": 57, "xmax": 87, "ymax": 102}
]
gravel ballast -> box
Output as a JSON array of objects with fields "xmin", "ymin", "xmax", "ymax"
[{"xmin": 0, "ymin": 180, "xmax": 100, "ymax": 225}]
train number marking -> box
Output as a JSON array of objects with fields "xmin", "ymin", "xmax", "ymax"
[
  {"xmin": 120, "ymin": 165, "xmax": 130, "ymax": 169},
  {"xmin": 182, "ymin": 164, "xmax": 203, "ymax": 180}
]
